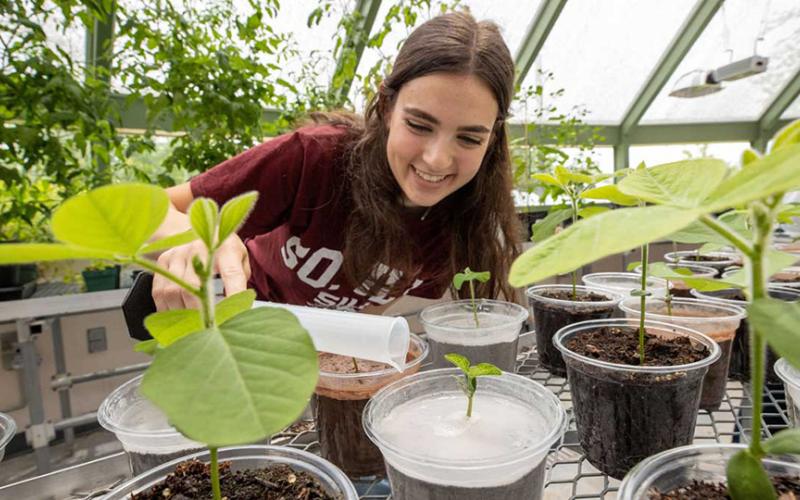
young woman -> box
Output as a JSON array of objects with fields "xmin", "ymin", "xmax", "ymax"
[{"xmin": 151, "ymin": 11, "xmax": 522, "ymax": 313}]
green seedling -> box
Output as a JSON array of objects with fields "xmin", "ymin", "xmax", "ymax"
[
  {"xmin": 444, "ymin": 353, "xmax": 502, "ymax": 418},
  {"xmin": 532, "ymin": 165, "xmax": 614, "ymax": 299},
  {"xmin": 453, "ymin": 267, "xmax": 490, "ymax": 327},
  {"xmin": 0, "ymin": 184, "xmax": 319, "ymax": 500},
  {"xmin": 509, "ymin": 118, "xmax": 800, "ymax": 499}
]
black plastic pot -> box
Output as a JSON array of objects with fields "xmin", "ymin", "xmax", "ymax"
[{"xmin": 0, "ymin": 264, "xmax": 38, "ymax": 301}]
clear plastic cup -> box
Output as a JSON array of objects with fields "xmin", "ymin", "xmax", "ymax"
[
  {"xmin": 526, "ymin": 285, "xmax": 621, "ymax": 377},
  {"xmin": 691, "ymin": 285, "xmax": 800, "ymax": 382},
  {"xmin": 769, "ymin": 266, "xmax": 800, "ymax": 289},
  {"xmin": 618, "ymin": 443, "xmax": 800, "ymax": 499},
  {"xmin": 554, "ymin": 318, "xmax": 719, "ymax": 479},
  {"xmin": 363, "ymin": 368, "xmax": 566, "ymax": 500},
  {"xmin": 581, "ymin": 272, "xmax": 668, "ymax": 298},
  {"xmin": 98, "ymin": 375, "xmax": 204, "ymax": 475},
  {"xmin": 776, "ymin": 358, "xmax": 800, "ymax": 427},
  {"xmin": 314, "ymin": 334, "xmax": 428, "ymax": 478},
  {"xmin": 104, "ymin": 445, "xmax": 358, "ymax": 499},
  {"xmin": 634, "ymin": 262, "xmax": 717, "ymax": 297},
  {"xmin": 420, "ymin": 299, "xmax": 528, "ymax": 372},
  {"xmin": 619, "ymin": 297, "xmax": 745, "ymax": 410},
  {"xmin": 0, "ymin": 412, "xmax": 15, "ymax": 463},
  {"xmin": 664, "ymin": 250, "xmax": 740, "ymax": 276}
]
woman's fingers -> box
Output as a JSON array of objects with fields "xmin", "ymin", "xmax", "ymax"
[{"xmin": 216, "ymin": 235, "xmax": 251, "ymax": 296}]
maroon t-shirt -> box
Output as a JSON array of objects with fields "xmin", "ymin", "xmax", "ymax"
[{"xmin": 190, "ymin": 125, "xmax": 449, "ymax": 311}]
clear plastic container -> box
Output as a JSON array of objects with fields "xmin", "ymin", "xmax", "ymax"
[
  {"xmin": 769, "ymin": 266, "xmax": 800, "ymax": 289},
  {"xmin": 691, "ymin": 285, "xmax": 800, "ymax": 382},
  {"xmin": 664, "ymin": 250, "xmax": 740, "ymax": 276},
  {"xmin": 363, "ymin": 368, "xmax": 566, "ymax": 500},
  {"xmin": 634, "ymin": 262, "xmax": 717, "ymax": 297},
  {"xmin": 97, "ymin": 375, "xmax": 204, "ymax": 475},
  {"xmin": 617, "ymin": 443, "xmax": 800, "ymax": 499},
  {"xmin": 581, "ymin": 272, "xmax": 668, "ymax": 298},
  {"xmin": 553, "ymin": 318, "xmax": 719, "ymax": 479},
  {"xmin": 619, "ymin": 297, "xmax": 744, "ymax": 411},
  {"xmin": 420, "ymin": 299, "xmax": 528, "ymax": 372},
  {"xmin": 0, "ymin": 412, "xmax": 16, "ymax": 463},
  {"xmin": 526, "ymin": 285, "xmax": 621, "ymax": 377},
  {"xmin": 104, "ymin": 445, "xmax": 359, "ymax": 499},
  {"xmin": 314, "ymin": 334, "xmax": 428, "ymax": 478},
  {"xmin": 776, "ymin": 357, "xmax": 800, "ymax": 427}
]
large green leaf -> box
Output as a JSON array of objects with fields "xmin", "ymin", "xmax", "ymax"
[
  {"xmin": 51, "ymin": 184, "xmax": 168, "ymax": 254},
  {"xmin": 727, "ymin": 449, "xmax": 777, "ymax": 500},
  {"xmin": 577, "ymin": 206, "xmax": 610, "ymax": 219},
  {"xmin": 144, "ymin": 309, "xmax": 203, "ymax": 347},
  {"xmin": 531, "ymin": 207, "xmax": 574, "ymax": 242},
  {"xmin": 772, "ymin": 119, "xmax": 800, "ymax": 152},
  {"xmin": 0, "ymin": 243, "xmax": 117, "ymax": 264},
  {"xmin": 215, "ymin": 289, "xmax": 256, "ymax": 326},
  {"xmin": 444, "ymin": 353, "xmax": 470, "ymax": 373},
  {"xmin": 140, "ymin": 307, "xmax": 318, "ymax": 446},
  {"xmin": 531, "ymin": 173, "xmax": 562, "ymax": 188},
  {"xmin": 617, "ymin": 159, "xmax": 729, "ymax": 207},
  {"xmin": 705, "ymin": 143, "xmax": 800, "ymax": 212},
  {"xmin": 139, "ymin": 229, "xmax": 198, "ymax": 255},
  {"xmin": 468, "ymin": 363, "xmax": 502, "ymax": 377},
  {"xmin": 749, "ymin": 299, "xmax": 800, "ymax": 370},
  {"xmin": 509, "ymin": 206, "xmax": 700, "ymax": 287},
  {"xmin": 217, "ymin": 192, "xmax": 258, "ymax": 245},
  {"xmin": 668, "ymin": 210, "xmax": 749, "ymax": 245},
  {"xmin": 581, "ymin": 185, "xmax": 638, "ymax": 206}
]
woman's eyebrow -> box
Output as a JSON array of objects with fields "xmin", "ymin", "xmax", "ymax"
[{"xmin": 403, "ymin": 106, "xmax": 491, "ymax": 134}]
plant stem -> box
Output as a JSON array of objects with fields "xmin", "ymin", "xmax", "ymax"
[
  {"xmin": 469, "ymin": 280, "xmax": 480, "ymax": 328},
  {"xmin": 210, "ymin": 446, "xmax": 221, "ymax": 500},
  {"xmin": 351, "ymin": 357, "xmax": 360, "ymax": 373},
  {"xmin": 133, "ymin": 257, "xmax": 203, "ymax": 298},
  {"xmin": 466, "ymin": 394, "xmax": 474, "ymax": 418},
  {"xmin": 665, "ymin": 283, "xmax": 673, "ymax": 316},
  {"xmin": 638, "ymin": 243, "xmax": 648, "ymax": 365},
  {"xmin": 747, "ymin": 207, "xmax": 773, "ymax": 459},
  {"xmin": 571, "ymin": 196, "xmax": 579, "ymax": 299}
]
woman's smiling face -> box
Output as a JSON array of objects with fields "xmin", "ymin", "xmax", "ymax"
[{"xmin": 384, "ymin": 72, "xmax": 499, "ymax": 208}]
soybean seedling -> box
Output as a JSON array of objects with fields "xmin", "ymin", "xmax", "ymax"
[
  {"xmin": 0, "ymin": 184, "xmax": 319, "ymax": 500},
  {"xmin": 453, "ymin": 267, "xmax": 490, "ymax": 327},
  {"xmin": 510, "ymin": 119, "xmax": 800, "ymax": 499},
  {"xmin": 445, "ymin": 353, "xmax": 502, "ymax": 417}
]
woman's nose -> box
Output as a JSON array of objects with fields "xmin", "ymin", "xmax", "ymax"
[{"xmin": 422, "ymin": 136, "xmax": 453, "ymax": 171}]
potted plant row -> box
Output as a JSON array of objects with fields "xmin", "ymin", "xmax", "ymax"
[
  {"xmin": 510, "ymin": 119, "xmax": 800, "ymax": 497},
  {"xmin": 0, "ymin": 184, "xmax": 357, "ymax": 499}
]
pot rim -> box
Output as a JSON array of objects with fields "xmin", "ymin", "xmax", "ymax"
[
  {"xmin": 0, "ymin": 412, "xmax": 15, "ymax": 452},
  {"xmin": 362, "ymin": 368, "xmax": 567, "ymax": 470},
  {"xmin": 581, "ymin": 272, "xmax": 668, "ymax": 288},
  {"xmin": 526, "ymin": 284, "xmax": 622, "ymax": 306},
  {"xmin": 553, "ymin": 318, "xmax": 720, "ymax": 373},
  {"xmin": 617, "ymin": 443, "xmax": 800, "ymax": 500},
  {"xmin": 619, "ymin": 297, "xmax": 746, "ymax": 322},
  {"xmin": 775, "ymin": 357, "xmax": 800, "ymax": 391},
  {"xmin": 318, "ymin": 333, "xmax": 428, "ymax": 380},
  {"xmin": 419, "ymin": 299, "xmax": 529, "ymax": 331}
]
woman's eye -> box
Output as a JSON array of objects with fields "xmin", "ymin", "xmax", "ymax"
[
  {"xmin": 459, "ymin": 136, "xmax": 483, "ymax": 146},
  {"xmin": 405, "ymin": 120, "xmax": 431, "ymax": 132}
]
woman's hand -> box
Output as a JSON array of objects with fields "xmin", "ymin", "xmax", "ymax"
[{"xmin": 152, "ymin": 233, "xmax": 252, "ymax": 311}]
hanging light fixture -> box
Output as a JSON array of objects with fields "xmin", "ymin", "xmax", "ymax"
[{"xmin": 669, "ymin": 69, "xmax": 723, "ymax": 98}]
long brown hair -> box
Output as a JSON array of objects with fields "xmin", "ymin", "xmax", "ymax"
[{"xmin": 317, "ymin": 12, "xmax": 521, "ymax": 300}]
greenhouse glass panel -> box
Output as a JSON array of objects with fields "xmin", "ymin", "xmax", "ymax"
[
  {"xmin": 349, "ymin": 0, "xmax": 540, "ymax": 110},
  {"xmin": 1, "ymin": 1, "xmax": 85, "ymax": 66},
  {"xmin": 630, "ymin": 141, "xmax": 750, "ymax": 169},
  {"xmin": 782, "ymin": 94, "xmax": 800, "ymax": 119},
  {"xmin": 642, "ymin": 0, "xmax": 800, "ymax": 124},
  {"xmin": 513, "ymin": 0, "xmax": 692, "ymax": 125}
]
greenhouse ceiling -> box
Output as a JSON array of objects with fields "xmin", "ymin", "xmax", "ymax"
[{"xmin": 21, "ymin": 0, "xmax": 800, "ymax": 166}]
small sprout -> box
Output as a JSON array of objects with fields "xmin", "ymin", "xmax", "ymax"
[
  {"xmin": 453, "ymin": 267, "xmax": 491, "ymax": 327},
  {"xmin": 444, "ymin": 353, "xmax": 502, "ymax": 417}
]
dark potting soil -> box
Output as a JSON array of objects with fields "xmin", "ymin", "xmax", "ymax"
[
  {"xmin": 130, "ymin": 460, "xmax": 338, "ymax": 500},
  {"xmin": 699, "ymin": 338, "xmax": 732, "ymax": 411},
  {"xmin": 648, "ymin": 475, "xmax": 800, "ymax": 499},
  {"xmin": 681, "ymin": 255, "xmax": 732, "ymax": 263},
  {"xmin": 128, "ymin": 448, "xmax": 204, "ymax": 476},
  {"xmin": 429, "ymin": 338, "xmax": 518, "ymax": 372},
  {"xmin": 669, "ymin": 287, "xmax": 695, "ymax": 298},
  {"xmin": 565, "ymin": 327, "xmax": 709, "ymax": 366},
  {"xmin": 530, "ymin": 289, "xmax": 617, "ymax": 377},
  {"xmin": 565, "ymin": 327, "xmax": 710, "ymax": 478},
  {"xmin": 385, "ymin": 459, "xmax": 546, "ymax": 500},
  {"xmin": 314, "ymin": 394, "xmax": 385, "ymax": 478}
]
